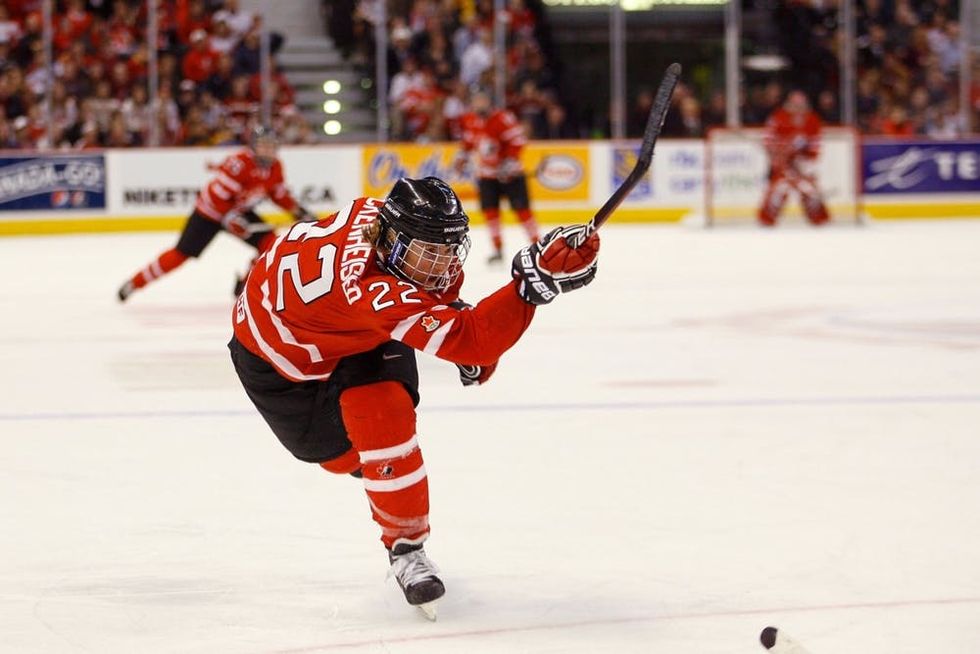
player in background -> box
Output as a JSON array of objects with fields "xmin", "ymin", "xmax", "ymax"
[
  {"xmin": 229, "ymin": 177, "xmax": 598, "ymax": 618},
  {"xmin": 455, "ymin": 88, "xmax": 540, "ymax": 263},
  {"xmin": 757, "ymin": 90, "xmax": 830, "ymax": 227},
  {"xmin": 117, "ymin": 125, "xmax": 317, "ymax": 301}
]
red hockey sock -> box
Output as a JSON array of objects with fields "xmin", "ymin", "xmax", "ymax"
[
  {"xmin": 339, "ymin": 381, "xmax": 429, "ymax": 549},
  {"xmin": 484, "ymin": 208, "xmax": 503, "ymax": 252},
  {"xmin": 516, "ymin": 208, "xmax": 539, "ymax": 242},
  {"xmin": 130, "ymin": 248, "xmax": 189, "ymax": 289},
  {"xmin": 319, "ymin": 448, "xmax": 361, "ymax": 475},
  {"xmin": 758, "ymin": 178, "xmax": 789, "ymax": 227}
]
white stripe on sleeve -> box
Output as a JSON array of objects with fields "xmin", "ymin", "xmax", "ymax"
[
  {"xmin": 422, "ymin": 318, "xmax": 455, "ymax": 355},
  {"xmin": 390, "ymin": 311, "xmax": 427, "ymax": 341}
]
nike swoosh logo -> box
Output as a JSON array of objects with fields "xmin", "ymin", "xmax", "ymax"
[{"xmin": 382, "ymin": 354, "xmax": 402, "ymax": 360}]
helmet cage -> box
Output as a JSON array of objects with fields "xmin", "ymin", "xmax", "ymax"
[
  {"xmin": 381, "ymin": 228, "xmax": 470, "ymax": 292},
  {"xmin": 251, "ymin": 125, "xmax": 278, "ymax": 167}
]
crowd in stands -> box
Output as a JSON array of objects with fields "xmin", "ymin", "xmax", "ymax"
[
  {"xmin": 327, "ymin": 0, "xmax": 574, "ymax": 142},
  {"xmin": 0, "ymin": 0, "xmax": 314, "ymax": 151},
  {"xmin": 653, "ymin": 0, "xmax": 973, "ymax": 139}
]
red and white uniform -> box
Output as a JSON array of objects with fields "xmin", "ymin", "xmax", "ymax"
[
  {"xmin": 764, "ymin": 107, "xmax": 822, "ymax": 168},
  {"xmin": 195, "ymin": 149, "xmax": 299, "ymax": 222},
  {"xmin": 459, "ymin": 109, "xmax": 527, "ymax": 179},
  {"xmin": 233, "ymin": 197, "xmax": 535, "ymax": 382},
  {"xmin": 759, "ymin": 107, "xmax": 828, "ymax": 225}
]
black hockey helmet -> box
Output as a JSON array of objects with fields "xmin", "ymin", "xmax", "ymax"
[{"xmin": 377, "ymin": 177, "xmax": 471, "ymax": 292}]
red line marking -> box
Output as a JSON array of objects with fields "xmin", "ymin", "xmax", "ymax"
[{"xmin": 271, "ymin": 596, "xmax": 980, "ymax": 653}]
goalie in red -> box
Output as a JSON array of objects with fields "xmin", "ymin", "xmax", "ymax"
[
  {"xmin": 758, "ymin": 90, "xmax": 830, "ymax": 227},
  {"xmin": 455, "ymin": 88, "xmax": 540, "ymax": 263},
  {"xmin": 117, "ymin": 126, "xmax": 317, "ymax": 301},
  {"xmin": 228, "ymin": 176, "xmax": 598, "ymax": 619}
]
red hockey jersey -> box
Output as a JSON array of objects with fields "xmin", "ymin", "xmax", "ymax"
[
  {"xmin": 232, "ymin": 197, "xmax": 536, "ymax": 382},
  {"xmin": 195, "ymin": 149, "xmax": 299, "ymax": 221},
  {"xmin": 764, "ymin": 108, "xmax": 822, "ymax": 161},
  {"xmin": 459, "ymin": 109, "xmax": 527, "ymax": 179}
]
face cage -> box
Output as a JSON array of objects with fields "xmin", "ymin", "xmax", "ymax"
[
  {"xmin": 386, "ymin": 234, "xmax": 470, "ymax": 292},
  {"xmin": 254, "ymin": 140, "xmax": 277, "ymax": 167}
]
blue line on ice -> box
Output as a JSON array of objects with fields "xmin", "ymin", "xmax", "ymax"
[{"xmin": 2, "ymin": 394, "xmax": 980, "ymax": 422}]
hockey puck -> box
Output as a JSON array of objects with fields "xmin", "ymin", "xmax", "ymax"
[{"xmin": 760, "ymin": 626, "xmax": 779, "ymax": 649}]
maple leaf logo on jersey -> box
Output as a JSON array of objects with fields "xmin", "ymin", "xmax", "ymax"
[{"xmin": 420, "ymin": 315, "xmax": 441, "ymax": 333}]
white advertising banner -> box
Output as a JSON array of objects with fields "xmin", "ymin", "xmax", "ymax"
[{"xmin": 106, "ymin": 145, "xmax": 362, "ymax": 218}]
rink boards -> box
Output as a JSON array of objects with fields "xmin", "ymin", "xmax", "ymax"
[{"xmin": 0, "ymin": 137, "xmax": 977, "ymax": 235}]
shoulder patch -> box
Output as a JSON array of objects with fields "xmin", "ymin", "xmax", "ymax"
[{"xmin": 420, "ymin": 315, "xmax": 441, "ymax": 332}]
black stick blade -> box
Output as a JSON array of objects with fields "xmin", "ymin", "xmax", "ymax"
[{"xmin": 589, "ymin": 62, "xmax": 682, "ymax": 232}]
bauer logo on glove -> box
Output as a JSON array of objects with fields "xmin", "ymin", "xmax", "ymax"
[{"xmin": 511, "ymin": 225, "xmax": 599, "ymax": 306}]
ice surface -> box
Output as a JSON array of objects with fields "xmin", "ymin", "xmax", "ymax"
[{"xmin": 1, "ymin": 221, "xmax": 979, "ymax": 653}]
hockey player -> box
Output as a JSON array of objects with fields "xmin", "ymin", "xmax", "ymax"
[
  {"xmin": 228, "ymin": 176, "xmax": 599, "ymax": 618},
  {"xmin": 455, "ymin": 88, "xmax": 540, "ymax": 263},
  {"xmin": 757, "ymin": 90, "xmax": 829, "ymax": 227},
  {"xmin": 117, "ymin": 125, "xmax": 316, "ymax": 301}
]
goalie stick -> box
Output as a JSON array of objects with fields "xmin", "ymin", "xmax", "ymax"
[{"xmin": 584, "ymin": 62, "xmax": 682, "ymax": 238}]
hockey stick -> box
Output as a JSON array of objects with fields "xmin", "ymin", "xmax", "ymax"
[{"xmin": 585, "ymin": 62, "xmax": 682, "ymax": 236}]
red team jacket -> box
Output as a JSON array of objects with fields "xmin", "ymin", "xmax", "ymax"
[
  {"xmin": 232, "ymin": 197, "xmax": 536, "ymax": 382},
  {"xmin": 764, "ymin": 108, "xmax": 822, "ymax": 162},
  {"xmin": 195, "ymin": 149, "xmax": 299, "ymax": 221},
  {"xmin": 459, "ymin": 109, "xmax": 527, "ymax": 179}
]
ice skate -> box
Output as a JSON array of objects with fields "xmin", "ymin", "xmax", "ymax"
[
  {"xmin": 387, "ymin": 541, "xmax": 445, "ymax": 620},
  {"xmin": 486, "ymin": 249, "xmax": 503, "ymax": 264},
  {"xmin": 117, "ymin": 280, "xmax": 135, "ymax": 302}
]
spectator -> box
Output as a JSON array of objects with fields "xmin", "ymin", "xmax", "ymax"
[
  {"xmin": 627, "ymin": 88, "xmax": 654, "ymax": 138},
  {"xmin": 219, "ymin": 0, "xmax": 260, "ymax": 42},
  {"xmin": 0, "ymin": 7, "xmax": 23, "ymax": 47},
  {"xmin": 232, "ymin": 30, "xmax": 261, "ymax": 76},
  {"xmin": 121, "ymin": 83, "xmax": 152, "ymax": 141},
  {"xmin": 54, "ymin": 0, "xmax": 93, "ymax": 53},
  {"xmin": 176, "ymin": 79, "xmax": 199, "ymax": 119},
  {"xmin": 183, "ymin": 29, "xmax": 218, "ymax": 84},
  {"xmin": 925, "ymin": 99, "xmax": 963, "ymax": 139},
  {"xmin": 90, "ymin": 79, "xmax": 120, "ymax": 132},
  {"xmin": 208, "ymin": 12, "xmax": 240, "ymax": 56},
  {"xmin": 177, "ymin": 0, "xmax": 211, "ymax": 46},
  {"xmin": 459, "ymin": 28, "xmax": 493, "ymax": 87},
  {"xmin": 542, "ymin": 101, "xmax": 574, "ymax": 139},
  {"xmin": 399, "ymin": 66, "xmax": 442, "ymax": 141},
  {"xmin": 510, "ymin": 79, "xmax": 547, "ymax": 138},
  {"xmin": 206, "ymin": 53, "xmax": 235, "ymax": 99},
  {"xmin": 880, "ymin": 105, "xmax": 916, "ymax": 136},
  {"xmin": 105, "ymin": 110, "xmax": 138, "ymax": 147},
  {"xmin": 224, "ymin": 74, "xmax": 257, "ymax": 136},
  {"xmin": 109, "ymin": 60, "xmax": 132, "ymax": 99},
  {"xmin": 816, "ymin": 89, "xmax": 839, "ymax": 123},
  {"xmin": 50, "ymin": 79, "xmax": 79, "ymax": 140},
  {"xmin": 152, "ymin": 83, "xmax": 181, "ymax": 143},
  {"xmin": 389, "ymin": 56, "xmax": 422, "ymax": 139},
  {"xmin": 0, "ymin": 115, "xmax": 17, "ymax": 148},
  {"xmin": 75, "ymin": 121, "xmax": 101, "ymax": 150},
  {"xmin": 177, "ymin": 105, "xmax": 210, "ymax": 145},
  {"xmin": 703, "ymin": 89, "xmax": 727, "ymax": 128}
]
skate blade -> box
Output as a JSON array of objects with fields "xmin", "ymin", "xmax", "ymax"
[{"xmin": 417, "ymin": 600, "xmax": 438, "ymax": 621}]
